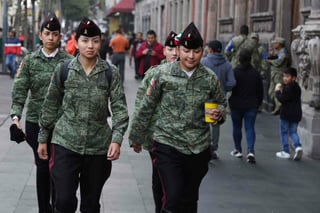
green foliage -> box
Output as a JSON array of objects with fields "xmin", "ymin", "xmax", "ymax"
[{"xmin": 61, "ymin": 0, "xmax": 90, "ymax": 21}]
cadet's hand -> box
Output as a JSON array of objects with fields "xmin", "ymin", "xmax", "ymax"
[
  {"xmin": 107, "ymin": 142, "xmax": 121, "ymax": 161},
  {"xmin": 208, "ymin": 108, "xmax": 222, "ymax": 121},
  {"xmin": 12, "ymin": 119, "xmax": 22, "ymax": 129},
  {"xmin": 132, "ymin": 143, "xmax": 142, "ymax": 153},
  {"xmin": 38, "ymin": 143, "xmax": 48, "ymax": 160}
]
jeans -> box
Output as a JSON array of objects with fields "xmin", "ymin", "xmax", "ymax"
[
  {"xmin": 111, "ymin": 53, "xmax": 125, "ymax": 82},
  {"xmin": 231, "ymin": 108, "xmax": 258, "ymax": 153},
  {"xmin": 5, "ymin": 54, "xmax": 17, "ymax": 78},
  {"xmin": 279, "ymin": 119, "xmax": 301, "ymax": 153}
]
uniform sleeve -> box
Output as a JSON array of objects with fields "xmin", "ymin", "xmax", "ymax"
[
  {"xmin": 270, "ymin": 51, "xmax": 287, "ymax": 68},
  {"xmin": 211, "ymin": 74, "xmax": 227, "ymax": 123},
  {"xmin": 128, "ymin": 68, "xmax": 156, "ymax": 146},
  {"xmin": 38, "ymin": 64, "xmax": 64, "ymax": 144},
  {"xmin": 10, "ymin": 54, "xmax": 31, "ymax": 118},
  {"xmin": 129, "ymin": 69, "xmax": 162, "ymax": 144},
  {"xmin": 109, "ymin": 66, "xmax": 129, "ymax": 145}
]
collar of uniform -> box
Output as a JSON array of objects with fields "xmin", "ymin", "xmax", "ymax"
[{"xmin": 41, "ymin": 48, "xmax": 59, "ymax": 58}]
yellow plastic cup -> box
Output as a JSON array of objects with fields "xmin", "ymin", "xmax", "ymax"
[{"xmin": 205, "ymin": 102, "xmax": 218, "ymax": 124}]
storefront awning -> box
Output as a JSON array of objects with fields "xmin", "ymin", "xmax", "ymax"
[{"xmin": 106, "ymin": 0, "xmax": 134, "ymax": 16}]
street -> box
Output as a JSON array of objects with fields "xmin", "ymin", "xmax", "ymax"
[{"xmin": 0, "ymin": 58, "xmax": 319, "ymax": 213}]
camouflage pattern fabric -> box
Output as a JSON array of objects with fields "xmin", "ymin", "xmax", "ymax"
[
  {"xmin": 129, "ymin": 66, "xmax": 159, "ymax": 151},
  {"xmin": 129, "ymin": 61, "xmax": 226, "ymax": 155},
  {"xmin": 11, "ymin": 48, "xmax": 72, "ymax": 123},
  {"xmin": 38, "ymin": 57, "xmax": 129, "ymax": 155},
  {"xmin": 268, "ymin": 47, "xmax": 289, "ymax": 100},
  {"xmin": 225, "ymin": 35, "xmax": 260, "ymax": 69}
]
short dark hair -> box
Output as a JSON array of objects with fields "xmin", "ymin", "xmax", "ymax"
[
  {"xmin": 147, "ymin": 30, "xmax": 157, "ymax": 37},
  {"xmin": 207, "ymin": 40, "xmax": 222, "ymax": 53},
  {"xmin": 283, "ymin": 67, "xmax": 297, "ymax": 77},
  {"xmin": 239, "ymin": 49, "xmax": 252, "ymax": 65},
  {"xmin": 240, "ymin": 25, "xmax": 249, "ymax": 35}
]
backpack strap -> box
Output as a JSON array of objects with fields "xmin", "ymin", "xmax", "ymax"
[
  {"xmin": 105, "ymin": 62, "xmax": 112, "ymax": 87},
  {"xmin": 60, "ymin": 59, "xmax": 72, "ymax": 94}
]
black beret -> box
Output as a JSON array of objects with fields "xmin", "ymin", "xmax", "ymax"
[
  {"xmin": 179, "ymin": 22, "xmax": 203, "ymax": 49},
  {"xmin": 10, "ymin": 124, "xmax": 25, "ymax": 144},
  {"xmin": 75, "ymin": 17, "xmax": 101, "ymax": 40},
  {"xmin": 41, "ymin": 14, "xmax": 61, "ymax": 32},
  {"xmin": 165, "ymin": 31, "xmax": 178, "ymax": 47}
]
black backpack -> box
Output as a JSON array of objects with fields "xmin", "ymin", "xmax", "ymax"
[{"xmin": 59, "ymin": 59, "xmax": 113, "ymax": 117}]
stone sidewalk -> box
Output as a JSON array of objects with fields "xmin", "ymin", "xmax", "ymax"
[{"xmin": 0, "ymin": 60, "xmax": 320, "ymax": 213}]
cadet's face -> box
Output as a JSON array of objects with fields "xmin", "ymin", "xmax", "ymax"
[
  {"xmin": 76, "ymin": 35, "xmax": 101, "ymax": 59},
  {"xmin": 39, "ymin": 29, "xmax": 61, "ymax": 52},
  {"xmin": 178, "ymin": 46, "xmax": 203, "ymax": 71},
  {"xmin": 163, "ymin": 46, "xmax": 178, "ymax": 63}
]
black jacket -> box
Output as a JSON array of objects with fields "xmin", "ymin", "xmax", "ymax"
[
  {"xmin": 276, "ymin": 81, "xmax": 302, "ymax": 122},
  {"xmin": 229, "ymin": 64, "xmax": 263, "ymax": 110}
]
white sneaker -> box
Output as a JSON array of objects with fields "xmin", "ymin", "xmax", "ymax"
[
  {"xmin": 293, "ymin": 147, "xmax": 303, "ymax": 161},
  {"xmin": 276, "ymin": 151, "xmax": 290, "ymax": 159}
]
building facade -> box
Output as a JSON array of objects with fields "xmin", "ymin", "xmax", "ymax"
[{"xmin": 134, "ymin": 0, "xmax": 320, "ymax": 159}]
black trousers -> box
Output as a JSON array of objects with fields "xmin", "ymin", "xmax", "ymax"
[
  {"xmin": 50, "ymin": 144, "xmax": 112, "ymax": 213},
  {"xmin": 151, "ymin": 142, "xmax": 211, "ymax": 213},
  {"xmin": 149, "ymin": 151, "xmax": 163, "ymax": 213},
  {"xmin": 25, "ymin": 121, "xmax": 54, "ymax": 213}
]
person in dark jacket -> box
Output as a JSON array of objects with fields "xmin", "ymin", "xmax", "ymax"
[
  {"xmin": 229, "ymin": 49, "xmax": 263, "ymax": 163},
  {"xmin": 201, "ymin": 40, "xmax": 235, "ymax": 160},
  {"xmin": 275, "ymin": 67, "xmax": 303, "ymax": 160}
]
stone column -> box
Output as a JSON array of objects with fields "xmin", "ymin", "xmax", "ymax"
[{"xmin": 291, "ymin": 0, "xmax": 320, "ymax": 159}]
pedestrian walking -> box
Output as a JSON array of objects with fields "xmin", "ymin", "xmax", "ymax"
[
  {"xmin": 109, "ymin": 29, "xmax": 129, "ymax": 82},
  {"xmin": 129, "ymin": 32, "xmax": 144, "ymax": 79},
  {"xmin": 267, "ymin": 37, "xmax": 290, "ymax": 115},
  {"xmin": 130, "ymin": 31, "xmax": 179, "ymax": 213},
  {"xmin": 10, "ymin": 14, "xmax": 72, "ymax": 212},
  {"xmin": 65, "ymin": 30, "xmax": 77, "ymax": 56},
  {"xmin": 201, "ymin": 40, "xmax": 236, "ymax": 159},
  {"xmin": 135, "ymin": 30, "xmax": 165, "ymax": 78},
  {"xmin": 229, "ymin": 49, "xmax": 263, "ymax": 164},
  {"xmin": 224, "ymin": 25, "xmax": 259, "ymax": 69},
  {"xmin": 275, "ymin": 67, "xmax": 303, "ymax": 160},
  {"xmin": 4, "ymin": 30, "xmax": 21, "ymax": 79},
  {"xmin": 129, "ymin": 22, "xmax": 226, "ymax": 213},
  {"xmin": 37, "ymin": 17, "xmax": 129, "ymax": 212}
]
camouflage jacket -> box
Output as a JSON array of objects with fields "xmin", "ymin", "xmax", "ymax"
[
  {"xmin": 38, "ymin": 57, "xmax": 129, "ymax": 155},
  {"xmin": 130, "ymin": 66, "xmax": 160, "ymax": 151},
  {"xmin": 225, "ymin": 35, "xmax": 259, "ymax": 69},
  {"xmin": 10, "ymin": 48, "xmax": 72, "ymax": 123},
  {"xmin": 129, "ymin": 61, "xmax": 226, "ymax": 155},
  {"xmin": 269, "ymin": 47, "xmax": 289, "ymax": 75}
]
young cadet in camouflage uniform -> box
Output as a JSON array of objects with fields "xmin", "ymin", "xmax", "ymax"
[
  {"xmin": 267, "ymin": 37, "xmax": 289, "ymax": 115},
  {"xmin": 37, "ymin": 17, "xmax": 129, "ymax": 213},
  {"xmin": 224, "ymin": 25, "xmax": 259, "ymax": 69},
  {"xmin": 10, "ymin": 15, "xmax": 72, "ymax": 213},
  {"xmin": 130, "ymin": 31, "xmax": 178, "ymax": 213},
  {"xmin": 129, "ymin": 23, "xmax": 226, "ymax": 213}
]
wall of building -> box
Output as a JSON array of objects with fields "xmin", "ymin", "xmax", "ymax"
[{"xmin": 134, "ymin": 0, "xmax": 312, "ymax": 48}]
